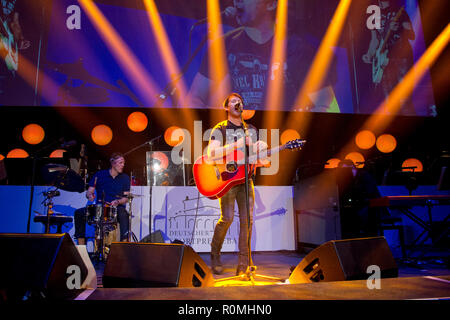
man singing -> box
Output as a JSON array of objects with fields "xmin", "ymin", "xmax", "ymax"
[{"xmin": 207, "ymin": 92, "xmax": 268, "ymax": 276}]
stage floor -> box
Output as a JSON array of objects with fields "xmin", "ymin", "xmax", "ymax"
[{"xmin": 85, "ymin": 250, "xmax": 450, "ymax": 300}]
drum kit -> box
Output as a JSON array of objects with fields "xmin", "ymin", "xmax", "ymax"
[{"xmin": 41, "ymin": 164, "xmax": 141, "ymax": 261}]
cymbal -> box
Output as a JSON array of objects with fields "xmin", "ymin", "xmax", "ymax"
[{"xmin": 116, "ymin": 193, "xmax": 144, "ymax": 199}]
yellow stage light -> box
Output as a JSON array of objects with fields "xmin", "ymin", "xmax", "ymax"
[
  {"xmin": 0, "ymin": 154, "xmax": 5, "ymax": 161},
  {"xmin": 127, "ymin": 112, "xmax": 148, "ymax": 132},
  {"xmin": 22, "ymin": 124, "xmax": 45, "ymax": 145},
  {"xmin": 91, "ymin": 124, "xmax": 113, "ymax": 146},
  {"xmin": 355, "ymin": 130, "xmax": 376, "ymax": 150},
  {"xmin": 7, "ymin": 149, "xmax": 29, "ymax": 158},
  {"xmin": 376, "ymin": 134, "xmax": 397, "ymax": 153}
]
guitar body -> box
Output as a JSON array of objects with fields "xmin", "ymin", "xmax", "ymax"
[
  {"xmin": 372, "ymin": 48, "xmax": 389, "ymax": 84},
  {"xmin": 193, "ymin": 150, "xmax": 255, "ymax": 200},
  {"xmin": 193, "ymin": 139, "xmax": 305, "ymax": 199}
]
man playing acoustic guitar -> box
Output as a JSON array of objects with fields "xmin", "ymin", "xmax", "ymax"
[{"xmin": 207, "ymin": 92, "xmax": 269, "ymax": 276}]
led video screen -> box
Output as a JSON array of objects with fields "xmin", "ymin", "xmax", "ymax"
[{"xmin": 0, "ymin": 0, "xmax": 436, "ymax": 116}]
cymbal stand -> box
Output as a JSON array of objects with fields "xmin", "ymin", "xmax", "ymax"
[{"xmin": 125, "ymin": 193, "xmax": 138, "ymax": 242}]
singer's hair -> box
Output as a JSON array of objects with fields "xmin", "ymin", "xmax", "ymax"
[
  {"xmin": 110, "ymin": 152, "xmax": 124, "ymax": 165},
  {"xmin": 222, "ymin": 92, "xmax": 244, "ymax": 109}
]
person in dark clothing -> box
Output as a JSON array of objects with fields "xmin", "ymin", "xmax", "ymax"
[
  {"xmin": 74, "ymin": 152, "xmax": 130, "ymax": 245},
  {"xmin": 335, "ymin": 159, "xmax": 384, "ymax": 239},
  {"xmin": 207, "ymin": 92, "xmax": 269, "ymax": 276}
]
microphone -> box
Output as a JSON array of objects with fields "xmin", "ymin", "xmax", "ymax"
[
  {"xmin": 192, "ymin": 7, "xmax": 237, "ymax": 28},
  {"xmin": 60, "ymin": 140, "xmax": 77, "ymax": 148},
  {"xmin": 234, "ymin": 102, "xmax": 243, "ymax": 113}
]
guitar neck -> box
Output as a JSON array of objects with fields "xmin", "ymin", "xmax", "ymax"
[
  {"xmin": 379, "ymin": 7, "xmax": 404, "ymax": 52},
  {"xmin": 248, "ymin": 144, "xmax": 287, "ymax": 163}
]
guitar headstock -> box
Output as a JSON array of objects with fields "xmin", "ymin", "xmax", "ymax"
[{"xmin": 285, "ymin": 139, "xmax": 306, "ymax": 150}]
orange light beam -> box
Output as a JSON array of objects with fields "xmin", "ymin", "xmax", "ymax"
[
  {"xmin": 265, "ymin": 0, "xmax": 288, "ymax": 112},
  {"xmin": 143, "ymin": 0, "xmax": 198, "ymax": 130},
  {"xmin": 143, "ymin": 0, "xmax": 190, "ymax": 107},
  {"xmin": 78, "ymin": 0, "xmax": 160, "ymax": 106},
  {"xmin": 207, "ymin": 0, "xmax": 231, "ymax": 113},
  {"xmin": 329, "ymin": 22, "xmax": 450, "ymax": 165},
  {"xmin": 260, "ymin": 0, "xmax": 289, "ymax": 186},
  {"xmin": 366, "ymin": 22, "xmax": 450, "ymax": 133},
  {"xmin": 287, "ymin": 0, "xmax": 352, "ymax": 131}
]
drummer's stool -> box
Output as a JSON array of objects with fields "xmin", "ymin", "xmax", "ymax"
[{"xmin": 34, "ymin": 214, "xmax": 73, "ymax": 233}]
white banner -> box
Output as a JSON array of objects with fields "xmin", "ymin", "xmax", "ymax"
[{"xmin": 0, "ymin": 186, "xmax": 295, "ymax": 253}]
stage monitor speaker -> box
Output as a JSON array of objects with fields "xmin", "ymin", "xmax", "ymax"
[
  {"xmin": 102, "ymin": 243, "xmax": 214, "ymax": 288},
  {"xmin": 289, "ymin": 236, "xmax": 398, "ymax": 284},
  {"xmin": 0, "ymin": 233, "xmax": 89, "ymax": 300}
]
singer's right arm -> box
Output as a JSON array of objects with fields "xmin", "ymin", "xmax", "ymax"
[
  {"xmin": 207, "ymin": 137, "xmax": 250, "ymax": 162},
  {"xmin": 86, "ymin": 175, "xmax": 97, "ymax": 202}
]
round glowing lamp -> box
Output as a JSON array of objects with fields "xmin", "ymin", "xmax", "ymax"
[
  {"xmin": 355, "ymin": 130, "xmax": 376, "ymax": 150},
  {"xmin": 91, "ymin": 124, "xmax": 113, "ymax": 146},
  {"xmin": 345, "ymin": 152, "xmax": 365, "ymax": 168},
  {"xmin": 49, "ymin": 149, "xmax": 67, "ymax": 158},
  {"xmin": 281, "ymin": 129, "xmax": 301, "ymax": 145},
  {"xmin": 127, "ymin": 111, "xmax": 148, "ymax": 132},
  {"xmin": 7, "ymin": 148, "xmax": 29, "ymax": 158},
  {"xmin": 402, "ymin": 158, "xmax": 423, "ymax": 172},
  {"xmin": 150, "ymin": 151, "xmax": 169, "ymax": 173},
  {"xmin": 242, "ymin": 109, "xmax": 255, "ymax": 120},
  {"xmin": 22, "ymin": 124, "xmax": 45, "ymax": 145},
  {"xmin": 164, "ymin": 126, "xmax": 185, "ymax": 147},
  {"xmin": 376, "ymin": 134, "xmax": 397, "ymax": 153}
]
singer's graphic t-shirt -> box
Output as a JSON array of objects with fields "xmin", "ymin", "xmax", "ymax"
[
  {"xmin": 209, "ymin": 120, "xmax": 259, "ymax": 179},
  {"xmin": 199, "ymin": 30, "xmax": 336, "ymax": 110},
  {"xmin": 88, "ymin": 170, "xmax": 130, "ymax": 207}
]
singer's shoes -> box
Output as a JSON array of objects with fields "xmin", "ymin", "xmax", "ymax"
[{"xmin": 211, "ymin": 253, "xmax": 224, "ymax": 275}]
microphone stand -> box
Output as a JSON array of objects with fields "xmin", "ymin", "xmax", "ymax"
[
  {"xmin": 26, "ymin": 139, "xmax": 62, "ymax": 233},
  {"xmin": 123, "ymin": 137, "xmax": 160, "ymax": 241}
]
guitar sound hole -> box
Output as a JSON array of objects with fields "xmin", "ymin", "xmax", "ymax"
[{"xmin": 226, "ymin": 161, "xmax": 238, "ymax": 173}]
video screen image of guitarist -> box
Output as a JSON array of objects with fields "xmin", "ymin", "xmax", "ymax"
[{"xmin": 361, "ymin": 1, "xmax": 416, "ymax": 115}]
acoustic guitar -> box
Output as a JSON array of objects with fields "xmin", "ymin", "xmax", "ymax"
[{"xmin": 193, "ymin": 139, "xmax": 306, "ymax": 199}]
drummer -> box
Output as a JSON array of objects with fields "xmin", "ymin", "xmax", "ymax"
[{"xmin": 74, "ymin": 152, "xmax": 130, "ymax": 245}]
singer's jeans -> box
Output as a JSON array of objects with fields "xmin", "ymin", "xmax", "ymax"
[
  {"xmin": 74, "ymin": 206, "xmax": 129, "ymax": 241},
  {"xmin": 211, "ymin": 181, "xmax": 255, "ymax": 266}
]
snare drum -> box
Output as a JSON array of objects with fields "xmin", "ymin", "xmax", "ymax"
[{"xmin": 86, "ymin": 204, "xmax": 117, "ymax": 224}]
